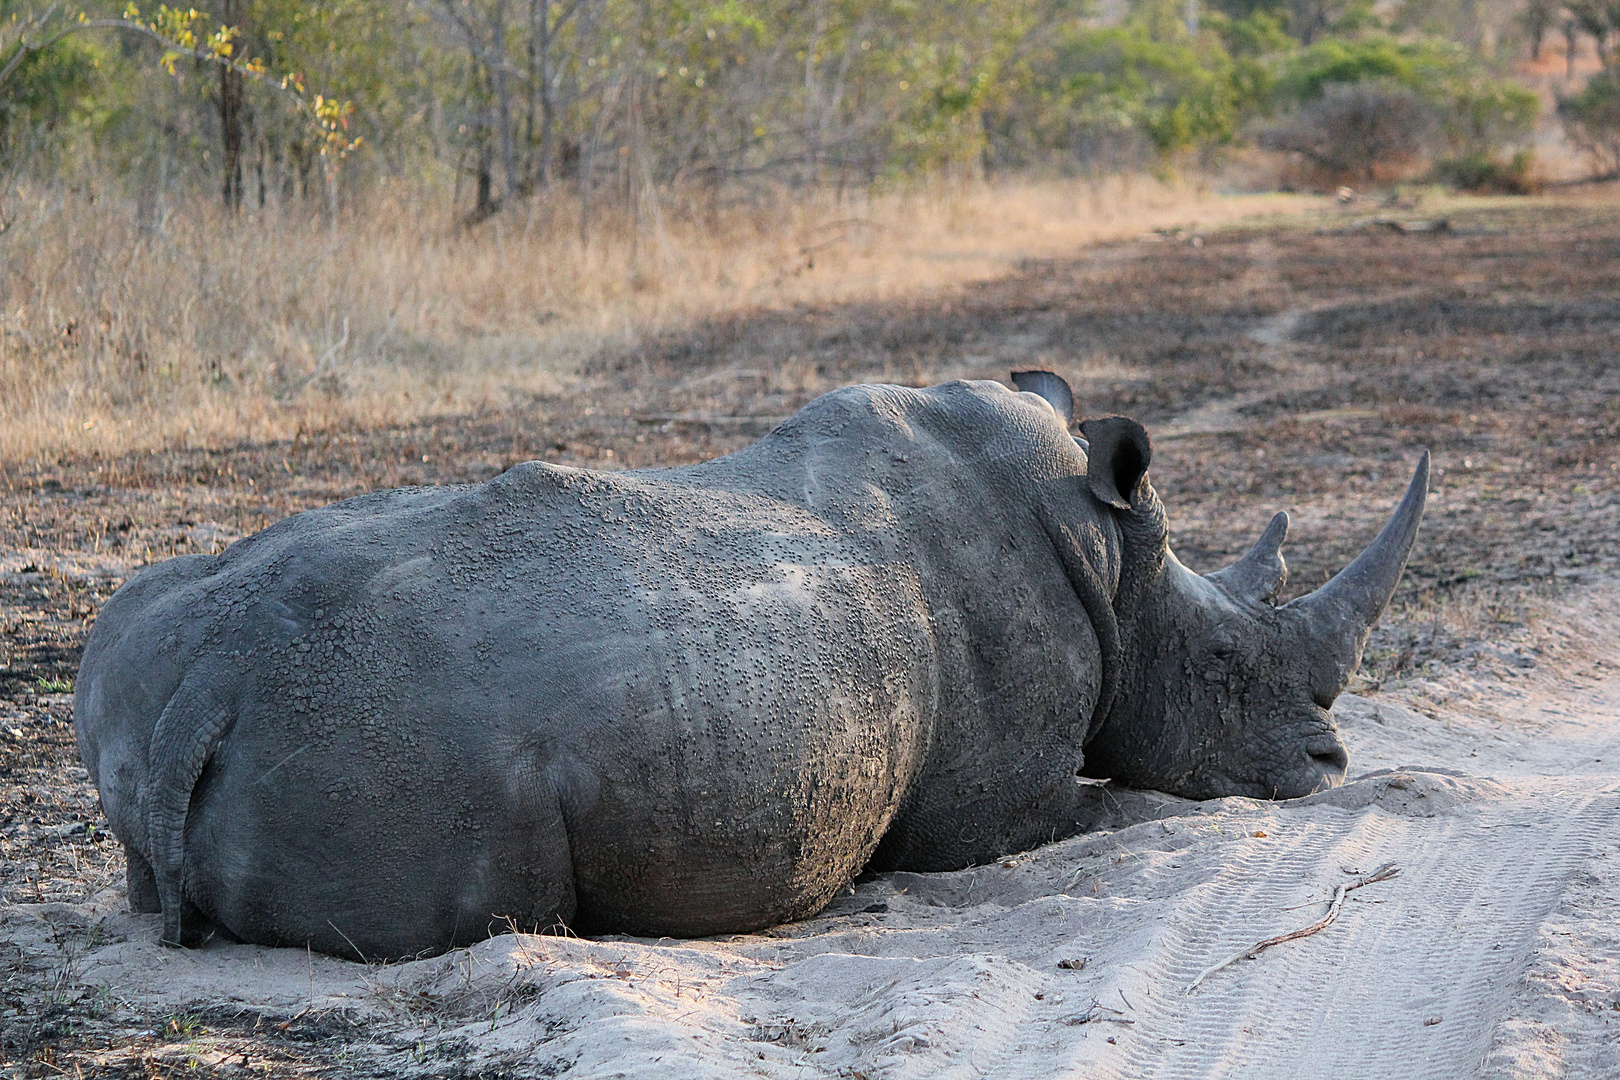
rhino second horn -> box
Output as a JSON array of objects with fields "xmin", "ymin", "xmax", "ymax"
[
  {"xmin": 1288, "ymin": 451, "xmax": 1431, "ymax": 694},
  {"xmin": 1011, "ymin": 370, "xmax": 1075, "ymax": 427},
  {"xmin": 1207, "ymin": 511, "xmax": 1289, "ymax": 604}
]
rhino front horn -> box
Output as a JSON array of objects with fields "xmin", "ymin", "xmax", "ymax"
[{"xmin": 1288, "ymin": 451, "xmax": 1430, "ymax": 697}]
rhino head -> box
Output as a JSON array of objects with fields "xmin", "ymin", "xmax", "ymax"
[
  {"xmin": 1086, "ymin": 430, "xmax": 1426, "ymax": 800},
  {"xmin": 1015, "ymin": 376, "xmax": 1429, "ymax": 802}
]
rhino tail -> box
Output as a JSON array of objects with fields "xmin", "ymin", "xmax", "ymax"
[{"xmin": 146, "ymin": 667, "xmax": 236, "ymax": 947}]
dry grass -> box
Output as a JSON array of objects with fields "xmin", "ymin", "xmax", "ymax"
[{"xmin": 0, "ymin": 177, "xmax": 1317, "ymax": 463}]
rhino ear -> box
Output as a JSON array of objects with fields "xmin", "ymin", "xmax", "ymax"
[
  {"xmin": 1207, "ymin": 511, "xmax": 1290, "ymax": 605},
  {"xmin": 1011, "ymin": 370, "xmax": 1075, "ymax": 427},
  {"xmin": 1079, "ymin": 416, "xmax": 1151, "ymax": 510}
]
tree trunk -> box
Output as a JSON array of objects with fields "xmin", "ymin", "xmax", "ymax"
[
  {"xmin": 490, "ymin": 1, "xmax": 519, "ymax": 202},
  {"xmin": 219, "ymin": 0, "xmax": 245, "ymax": 210},
  {"xmin": 475, "ymin": 142, "xmax": 497, "ymax": 222},
  {"xmin": 220, "ymin": 65, "xmax": 244, "ymax": 209},
  {"xmin": 534, "ymin": 0, "xmax": 556, "ymax": 187}
]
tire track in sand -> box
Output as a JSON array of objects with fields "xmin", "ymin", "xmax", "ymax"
[{"xmin": 1087, "ymin": 775, "xmax": 1620, "ymax": 1080}]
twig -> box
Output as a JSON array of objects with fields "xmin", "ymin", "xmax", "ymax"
[
  {"xmin": 2, "ymin": 15, "xmax": 279, "ymax": 100},
  {"xmin": 1063, "ymin": 1001, "xmax": 1135, "ymax": 1026},
  {"xmin": 633, "ymin": 414, "xmax": 791, "ymax": 426},
  {"xmin": 326, "ymin": 919, "xmax": 368, "ymax": 965},
  {"xmin": 318, "ymin": 317, "xmax": 350, "ymax": 370},
  {"xmin": 1186, "ymin": 862, "xmax": 1400, "ymax": 994}
]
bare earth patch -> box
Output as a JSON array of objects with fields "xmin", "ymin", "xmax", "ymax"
[{"xmin": 2, "ymin": 197, "xmax": 1619, "ymax": 1077}]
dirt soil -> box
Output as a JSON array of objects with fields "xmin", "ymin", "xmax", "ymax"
[{"xmin": 2, "ymin": 198, "xmax": 1619, "ymax": 1077}]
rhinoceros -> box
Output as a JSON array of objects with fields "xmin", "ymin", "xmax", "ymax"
[{"xmin": 73, "ymin": 372, "xmax": 1427, "ymax": 959}]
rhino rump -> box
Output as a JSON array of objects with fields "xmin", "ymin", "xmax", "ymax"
[{"xmin": 78, "ymin": 453, "xmax": 942, "ymax": 955}]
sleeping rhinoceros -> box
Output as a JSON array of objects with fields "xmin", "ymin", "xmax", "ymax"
[{"xmin": 73, "ymin": 373, "xmax": 1427, "ymax": 959}]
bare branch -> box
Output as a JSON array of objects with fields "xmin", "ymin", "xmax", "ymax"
[{"xmin": 1187, "ymin": 863, "xmax": 1401, "ymax": 994}]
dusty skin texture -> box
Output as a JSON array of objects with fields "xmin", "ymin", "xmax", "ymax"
[{"xmin": 1, "ymin": 197, "xmax": 1619, "ymax": 1075}]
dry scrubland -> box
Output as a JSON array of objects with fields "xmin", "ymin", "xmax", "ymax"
[
  {"xmin": 0, "ymin": 179, "xmax": 1306, "ymax": 462},
  {"xmin": 0, "ymin": 186, "xmax": 1619, "ymax": 1076}
]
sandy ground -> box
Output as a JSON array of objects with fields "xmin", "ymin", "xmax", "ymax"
[
  {"xmin": 1, "ymin": 580, "xmax": 1615, "ymax": 1079},
  {"xmin": 3, "ymin": 198, "xmax": 1620, "ymax": 1077}
]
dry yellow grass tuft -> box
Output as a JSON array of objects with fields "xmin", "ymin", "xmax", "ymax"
[{"xmin": 0, "ymin": 177, "xmax": 1317, "ymax": 464}]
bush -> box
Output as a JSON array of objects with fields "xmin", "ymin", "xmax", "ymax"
[
  {"xmin": 1275, "ymin": 37, "xmax": 1538, "ymax": 152},
  {"xmin": 1260, "ymin": 79, "xmax": 1435, "ymax": 182},
  {"xmin": 1558, "ymin": 69, "xmax": 1620, "ymax": 178},
  {"xmin": 1444, "ymin": 77, "xmax": 1541, "ymax": 160},
  {"xmin": 986, "ymin": 23, "xmax": 1244, "ymax": 172},
  {"xmin": 1259, "ymin": 36, "xmax": 1538, "ymax": 187},
  {"xmin": 0, "ymin": 32, "xmax": 103, "ymax": 169},
  {"xmin": 1273, "ymin": 37, "xmax": 1419, "ymax": 101},
  {"xmin": 1429, "ymin": 150, "xmax": 1537, "ymax": 194},
  {"xmin": 1062, "ymin": 28, "xmax": 1241, "ymax": 156}
]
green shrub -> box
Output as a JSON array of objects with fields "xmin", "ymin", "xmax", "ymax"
[
  {"xmin": 1443, "ymin": 75, "xmax": 1541, "ymax": 159},
  {"xmin": 0, "ymin": 30, "xmax": 103, "ymax": 168},
  {"xmin": 1558, "ymin": 68, "xmax": 1620, "ymax": 177},
  {"xmin": 1276, "ymin": 36, "xmax": 1538, "ymax": 150},
  {"xmin": 1274, "ymin": 37, "xmax": 1419, "ymax": 102},
  {"xmin": 1208, "ymin": 10, "xmax": 1295, "ymax": 59},
  {"xmin": 1261, "ymin": 35, "xmax": 1538, "ymax": 186},
  {"xmin": 1429, "ymin": 150, "xmax": 1538, "ymax": 193},
  {"xmin": 1261, "ymin": 79, "xmax": 1435, "ymax": 182},
  {"xmin": 985, "ymin": 19, "xmax": 1249, "ymax": 172},
  {"xmin": 1058, "ymin": 27, "xmax": 1241, "ymax": 156}
]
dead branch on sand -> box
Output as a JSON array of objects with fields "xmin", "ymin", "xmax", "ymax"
[
  {"xmin": 1063, "ymin": 1001, "xmax": 1136, "ymax": 1026},
  {"xmin": 1186, "ymin": 862, "xmax": 1401, "ymax": 994}
]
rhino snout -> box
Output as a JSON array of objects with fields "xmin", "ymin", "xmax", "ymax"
[
  {"xmin": 1306, "ymin": 736, "xmax": 1348, "ymax": 774},
  {"xmin": 1276, "ymin": 733, "xmax": 1348, "ymax": 798}
]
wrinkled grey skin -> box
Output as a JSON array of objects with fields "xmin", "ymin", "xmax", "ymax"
[{"xmin": 73, "ymin": 375, "xmax": 1427, "ymax": 959}]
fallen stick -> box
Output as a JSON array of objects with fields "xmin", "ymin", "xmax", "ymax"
[
  {"xmin": 1186, "ymin": 862, "xmax": 1400, "ymax": 994},
  {"xmin": 1063, "ymin": 1003, "xmax": 1135, "ymax": 1026}
]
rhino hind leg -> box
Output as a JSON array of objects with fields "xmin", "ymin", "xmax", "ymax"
[
  {"xmin": 124, "ymin": 843, "xmax": 159, "ymax": 913},
  {"xmin": 212, "ymin": 778, "xmax": 583, "ymax": 960},
  {"xmin": 128, "ymin": 842, "xmax": 234, "ymax": 944},
  {"xmin": 171, "ymin": 895, "xmax": 242, "ymax": 947},
  {"xmin": 447, "ymin": 794, "xmax": 581, "ymax": 952}
]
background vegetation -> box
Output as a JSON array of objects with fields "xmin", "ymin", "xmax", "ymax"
[
  {"xmin": 0, "ymin": 0, "xmax": 1614, "ymax": 461},
  {"xmin": 1, "ymin": 0, "xmax": 1588, "ymax": 208}
]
